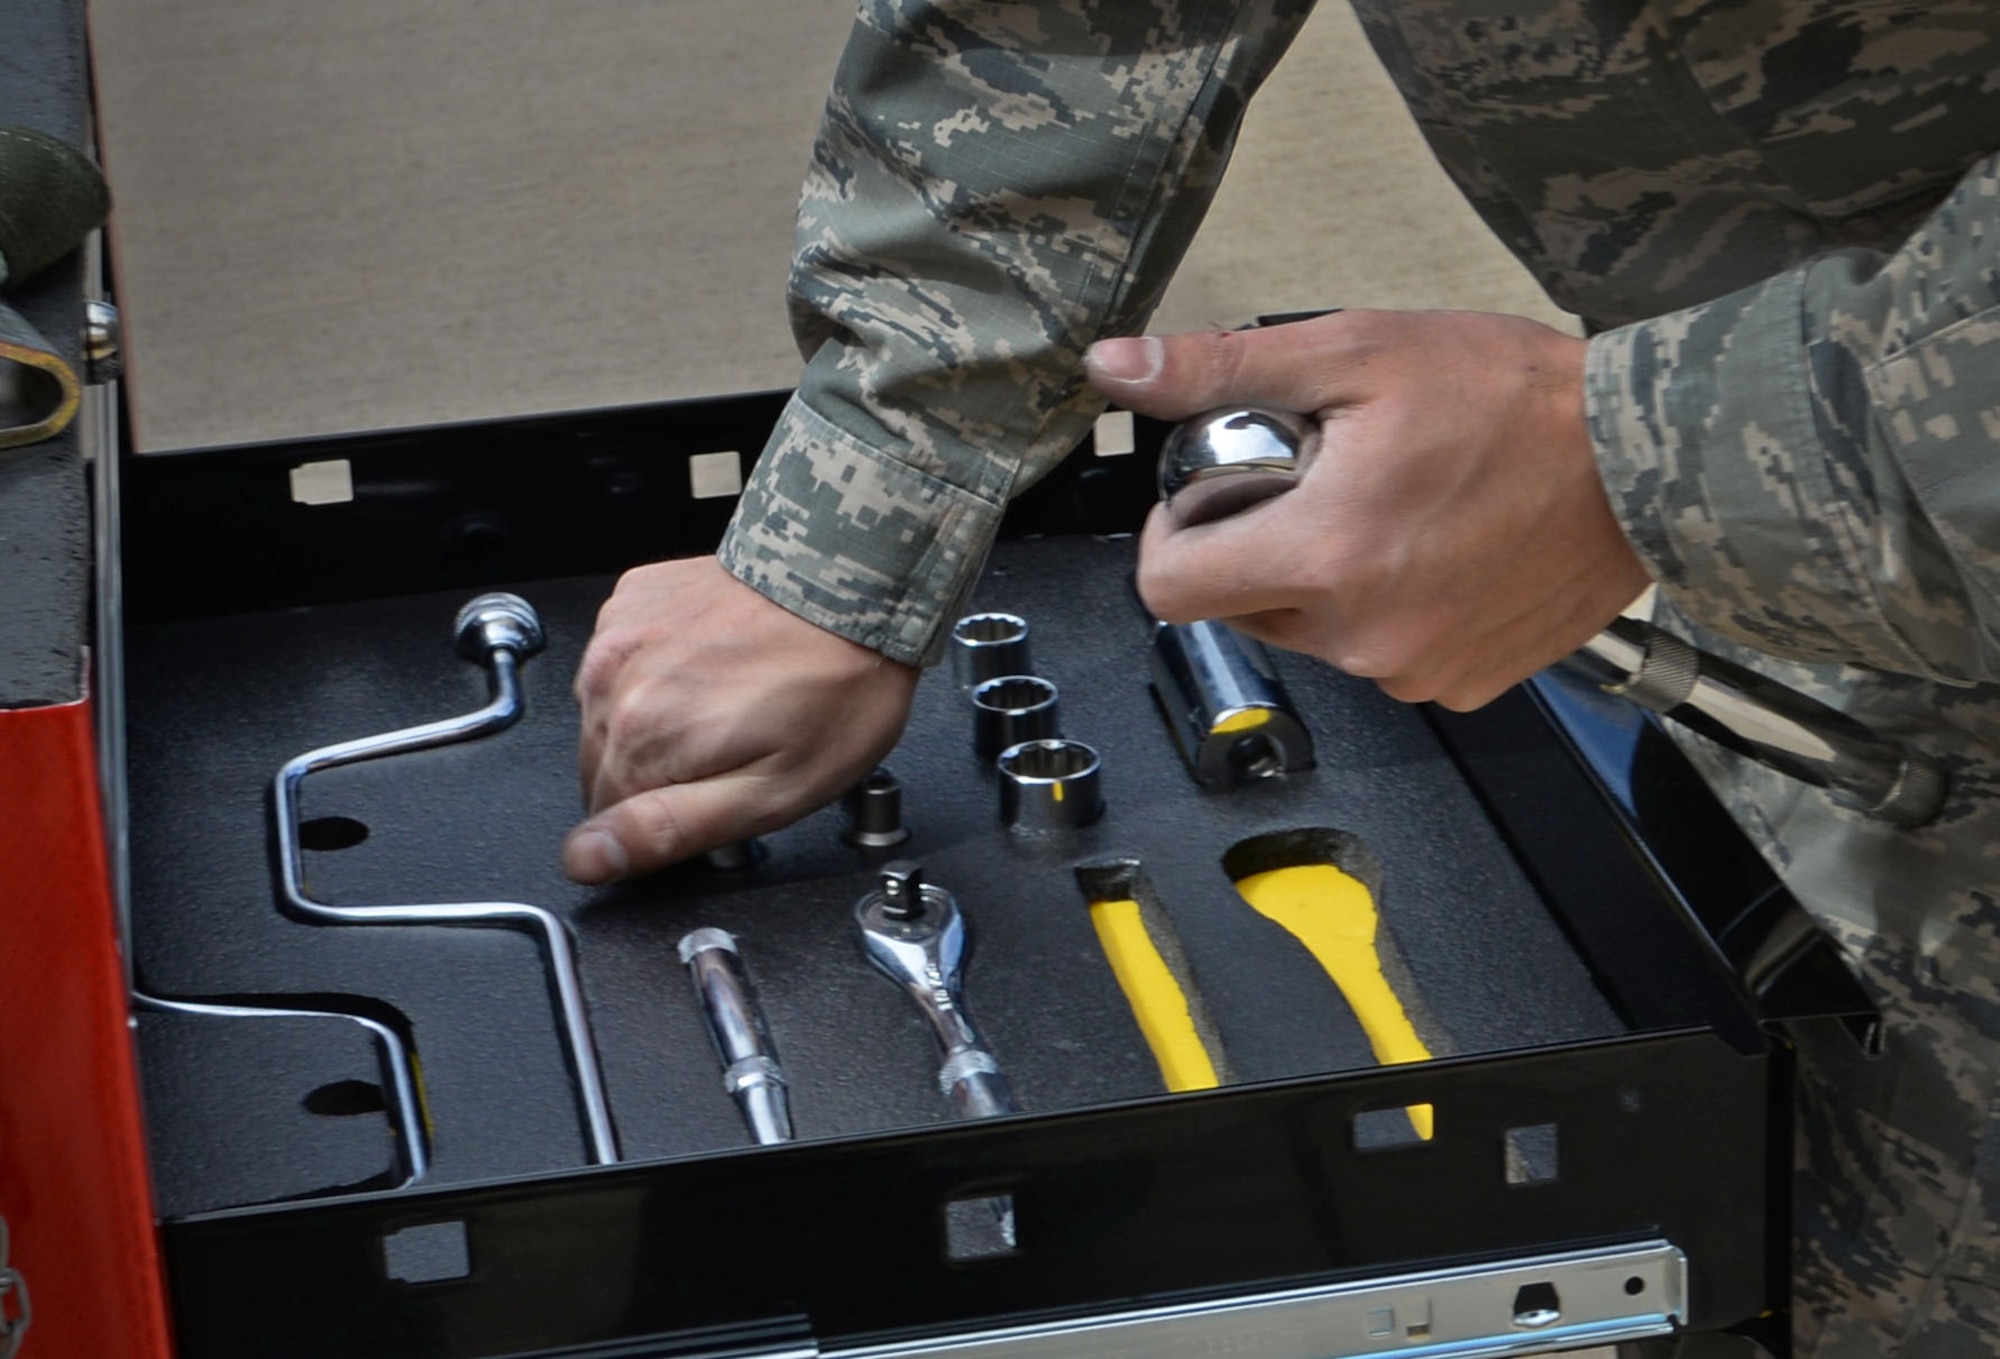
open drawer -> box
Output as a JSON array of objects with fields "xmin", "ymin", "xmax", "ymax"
[{"xmin": 107, "ymin": 393, "xmax": 1826, "ymax": 1359}]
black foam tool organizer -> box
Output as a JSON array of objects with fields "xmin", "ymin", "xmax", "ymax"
[{"xmin": 117, "ymin": 395, "xmax": 1803, "ymax": 1358}]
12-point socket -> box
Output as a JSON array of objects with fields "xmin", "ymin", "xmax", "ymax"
[
  {"xmin": 972, "ymin": 676, "xmax": 1061, "ymax": 761},
  {"xmin": 998, "ymin": 739, "xmax": 1104, "ymax": 831},
  {"xmin": 952, "ymin": 613, "xmax": 1031, "ymax": 690}
]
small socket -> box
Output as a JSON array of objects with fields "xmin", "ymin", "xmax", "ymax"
[
  {"xmin": 972, "ymin": 675, "xmax": 1061, "ymax": 760},
  {"xmin": 998, "ymin": 739, "xmax": 1104, "ymax": 831},
  {"xmin": 952, "ymin": 613, "xmax": 1031, "ymax": 690},
  {"xmin": 843, "ymin": 766, "xmax": 911, "ymax": 848}
]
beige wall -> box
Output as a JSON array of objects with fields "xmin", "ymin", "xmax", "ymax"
[{"xmin": 91, "ymin": 0, "xmax": 1570, "ymax": 453}]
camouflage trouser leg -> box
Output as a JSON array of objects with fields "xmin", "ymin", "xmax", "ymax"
[
  {"xmin": 1645, "ymin": 599, "xmax": 2000, "ymax": 1357},
  {"xmin": 1618, "ymin": 1331, "xmax": 1770, "ymax": 1359},
  {"xmin": 1789, "ymin": 972, "xmax": 2000, "ymax": 1357},
  {"xmin": 1616, "ymin": 998, "xmax": 1999, "ymax": 1359}
]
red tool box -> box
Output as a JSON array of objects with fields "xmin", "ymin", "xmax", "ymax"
[{"xmin": 0, "ymin": 2, "xmax": 174, "ymax": 1355}]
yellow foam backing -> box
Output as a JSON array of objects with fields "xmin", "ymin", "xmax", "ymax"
[
  {"xmin": 1087, "ymin": 899, "xmax": 1221, "ymax": 1092},
  {"xmin": 1234, "ymin": 864, "xmax": 1433, "ymax": 1138}
]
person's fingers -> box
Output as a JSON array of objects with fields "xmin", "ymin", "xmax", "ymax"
[
  {"xmin": 583, "ymin": 700, "xmax": 753, "ymax": 818},
  {"xmin": 576, "ymin": 720, "xmax": 606, "ymax": 811},
  {"xmin": 1083, "ymin": 314, "xmax": 1367, "ymax": 421},
  {"xmin": 573, "ymin": 613, "xmax": 643, "ymax": 808},
  {"xmin": 565, "ymin": 775, "xmax": 768, "ymax": 884},
  {"xmin": 585, "ymin": 703, "xmax": 674, "ymax": 816},
  {"xmin": 562, "ymin": 819, "xmax": 632, "ymax": 885},
  {"xmin": 1136, "ymin": 493, "xmax": 1326, "ymax": 625}
]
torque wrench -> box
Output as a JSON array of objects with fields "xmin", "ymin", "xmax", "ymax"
[
  {"xmin": 855, "ymin": 861, "xmax": 1015, "ymax": 1119},
  {"xmin": 1160, "ymin": 407, "xmax": 1947, "ymax": 826},
  {"xmin": 272, "ymin": 592, "xmax": 619, "ymax": 1164},
  {"xmin": 679, "ymin": 928, "xmax": 793, "ymax": 1145}
]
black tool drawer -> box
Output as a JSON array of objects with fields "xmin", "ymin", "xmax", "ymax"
[{"xmin": 111, "ymin": 394, "xmax": 1816, "ymax": 1359}]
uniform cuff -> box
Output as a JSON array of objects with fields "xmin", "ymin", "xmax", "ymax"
[
  {"xmin": 1584, "ymin": 270, "xmax": 1886, "ymax": 661},
  {"xmin": 718, "ymin": 394, "xmax": 1004, "ymax": 668}
]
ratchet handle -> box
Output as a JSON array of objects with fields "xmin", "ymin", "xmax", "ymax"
[{"xmin": 940, "ymin": 1048, "xmax": 1016, "ymax": 1120}]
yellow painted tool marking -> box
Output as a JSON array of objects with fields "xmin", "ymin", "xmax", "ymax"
[
  {"xmin": 1212, "ymin": 708, "xmax": 1271, "ymax": 734},
  {"xmin": 1234, "ymin": 864, "xmax": 1433, "ymax": 1138},
  {"xmin": 1088, "ymin": 899, "xmax": 1220, "ymax": 1092},
  {"xmin": 410, "ymin": 1052, "xmax": 436, "ymax": 1137}
]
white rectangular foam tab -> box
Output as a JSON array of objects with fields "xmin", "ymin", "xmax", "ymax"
[
  {"xmin": 689, "ymin": 450, "xmax": 744, "ymax": 499},
  {"xmin": 289, "ymin": 458, "xmax": 354, "ymax": 505},
  {"xmin": 1093, "ymin": 410, "xmax": 1136, "ymax": 457}
]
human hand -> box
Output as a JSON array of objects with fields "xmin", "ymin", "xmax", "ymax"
[
  {"xmin": 1085, "ymin": 309, "xmax": 1650, "ymax": 711},
  {"xmin": 566, "ymin": 556, "xmax": 919, "ymax": 883}
]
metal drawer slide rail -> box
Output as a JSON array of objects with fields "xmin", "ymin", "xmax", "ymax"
[{"xmin": 827, "ymin": 1241, "xmax": 1684, "ymax": 1359}]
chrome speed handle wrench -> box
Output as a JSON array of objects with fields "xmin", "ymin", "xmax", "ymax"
[
  {"xmin": 855, "ymin": 861, "xmax": 1016, "ymax": 1119},
  {"xmin": 1159, "ymin": 408, "xmax": 1946, "ymax": 827},
  {"xmin": 272, "ymin": 593, "xmax": 619, "ymax": 1165},
  {"xmin": 138, "ymin": 994, "xmax": 431, "ymax": 1186}
]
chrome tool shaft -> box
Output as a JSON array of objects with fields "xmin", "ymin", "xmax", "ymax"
[
  {"xmin": 272, "ymin": 593, "xmax": 619, "ymax": 1164},
  {"xmin": 1160, "ymin": 407, "xmax": 1945, "ymax": 826},
  {"xmin": 679, "ymin": 928, "xmax": 793, "ymax": 1145}
]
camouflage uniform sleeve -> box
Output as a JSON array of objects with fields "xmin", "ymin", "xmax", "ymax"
[
  {"xmin": 716, "ymin": 0, "xmax": 1314, "ymax": 666},
  {"xmin": 1586, "ymin": 150, "xmax": 2000, "ymax": 685}
]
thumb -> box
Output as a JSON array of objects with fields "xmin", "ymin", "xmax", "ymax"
[
  {"xmin": 564, "ymin": 777, "xmax": 762, "ymax": 884},
  {"xmin": 1083, "ymin": 332, "xmax": 1242, "ymax": 421},
  {"xmin": 1084, "ymin": 314, "xmax": 1356, "ymax": 421}
]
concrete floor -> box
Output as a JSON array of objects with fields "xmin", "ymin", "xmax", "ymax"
[{"xmin": 88, "ymin": 0, "xmax": 1569, "ymax": 453}]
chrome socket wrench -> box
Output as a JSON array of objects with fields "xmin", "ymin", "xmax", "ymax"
[
  {"xmin": 1158, "ymin": 407, "xmax": 1316, "ymax": 527},
  {"xmin": 1151, "ymin": 619, "xmax": 1314, "ymax": 789},
  {"xmin": 972, "ymin": 674, "xmax": 1061, "ymax": 760},
  {"xmin": 854, "ymin": 862, "xmax": 1015, "ymax": 1120},
  {"xmin": 997, "ymin": 738, "xmax": 1104, "ymax": 831},
  {"xmin": 679, "ymin": 928, "xmax": 793, "ymax": 1145},
  {"xmin": 272, "ymin": 592, "xmax": 620, "ymax": 1166},
  {"xmin": 1567, "ymin": 616, "xmax": 1948, "ymax": 826},
  {"xmin": 1159, "ymin": 406, "xmax": 1946, "ymax": 827},
  {"xmin": 951, "ymin": 613, "xmax": 1032, "ymax": 690}
]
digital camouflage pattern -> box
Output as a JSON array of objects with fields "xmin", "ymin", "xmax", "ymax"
[
  {"xmin": 1656, "ymin": 610, "xmax": 2000, "ymax": 1359},
  {"xmin": 719, "ymin": 3, "xmax": 2000, "ymax": 1353},
  {"xmin": 720, "ymin": 0, "xmax": 1314, "ymax": 665},
  {"xmin": 1368, "ymin": 11, "xmax": 2000, "ymax": 1345}
]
